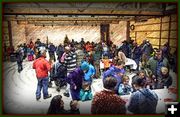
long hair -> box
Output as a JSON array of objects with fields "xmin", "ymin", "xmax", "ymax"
[{"xmin": 47, "ymin": 95, "xmax": 63, "ymax": 114}]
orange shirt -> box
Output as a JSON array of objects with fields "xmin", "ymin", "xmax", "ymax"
[{"xmin": 102, "ymin": 59, "xmax": 111, "ymax": 69}]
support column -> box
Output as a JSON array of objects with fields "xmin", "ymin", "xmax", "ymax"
[
  {"xmin": 168, "ymin": 15, "xmax": 171, "ymax": 45},
  {"xmin": 100, "ymin": 24, "xmax": 110, "ymax": 46},
  {"xmin": 7, "ymin": 21, "xmax": 13, "ymax": 48},
  {"xmin": 126, "ymin": 21, "xmax": 130, "ymax": 41},
  {"xmin": 159, "ymin": 17, "xmax": 162, "ymax": 48}
]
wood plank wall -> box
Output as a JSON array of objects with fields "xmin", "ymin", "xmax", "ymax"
[{"xmin": 130, "ymin": 14, "xmax": 177, "ymax": 53}]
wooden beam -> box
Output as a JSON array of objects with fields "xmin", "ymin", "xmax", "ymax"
[
  {"xmin": 126, "ymin": 21, "xmax": 130, "ymax": 41},
  {"xmin": 7, "ymin": 21, "xmax": 13, "ymax": 48},
  {"xmin": 168, "ymin": 15, "xmax": 171, "ymax": 45},
  {"xmin": 159, "ymin": 17, "xmax": 162, "ymax": 48}
]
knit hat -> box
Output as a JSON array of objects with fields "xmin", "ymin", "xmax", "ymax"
[
  {"xmin": 80, "ymin": 61, "xmax": 89, "ymax": 71},
  {"xmin": 39, "ymin": 46, "xmax": 46, "ymax": 54}
]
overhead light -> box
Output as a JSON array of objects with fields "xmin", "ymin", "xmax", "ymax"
[
  {"xmin": 91, "ymin": 15, "xmax": 95, "ymax": 17},
  {"xmin": 74, "ymin": 21, "xmax": 78, "ymax": 25}
]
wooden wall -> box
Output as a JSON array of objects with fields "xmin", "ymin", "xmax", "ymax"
[
  {"xmin": 130, "ymin": 14, "xmax": 177, "ymax": 53},
  {"xmin": 3, "ymin": 20, "xmax": 127, "ymax": 49},
  {"xmin": 10, "ymin": 22, "xmax": 100, "ymax": 49},
  {"xmin": 110, "ymin": 21, "xmax": 127, "ymax": 46}
]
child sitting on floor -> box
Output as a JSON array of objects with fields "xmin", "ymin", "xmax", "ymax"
[{"xmin": 80, "ymin": 82, "xmax": 93, "ymax": 102}]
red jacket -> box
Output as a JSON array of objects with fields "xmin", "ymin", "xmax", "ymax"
[
  {"xmin": 85, "ymin": 44, "xmax": 93, "ymax": 52},
  {"xmin": 33, "ymin": 57, "xmax": 51, "ymax": 78}
]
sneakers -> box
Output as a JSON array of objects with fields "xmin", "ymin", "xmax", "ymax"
[
  {"xmin": 36, "ymin": 97, "xmax": 40, "ymax": 101},
  {"xmin": 56, "ymin": 87, "xmax": 60, "ymax": 92},
  {"xmin": 63, "ymin": 92, "xmax": 70, "ymax": 97},
  {"xmin": 44, "ymin": 94, "xmax": 52, "ymax": 99},
  {"xmin": 48, "ymin": 82, "xmax": 53, "ymax": 88}
]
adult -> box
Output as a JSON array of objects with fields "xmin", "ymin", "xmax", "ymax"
[
  {"xmin": 16, "ymin": 45, "xmax": 24, "ymax": 73},
  {"xmin": 47, "ymin": 95, "xmax": 69, "ymax": 114},
  {"xmin": 65, "ymin": 61, "xmax": 89, "ymax": 101},
  {"xmin": 48, "ymin": 43, "xmax": 56, "ymax": 62},
  {"xmin": 128, "ymin": 77, "xmax": 158, "ymax": 114},
  {"xmin": 91, "ymin": 77, "xmax": 126, "ymax": 114},
  {"xmin": 92, "ymin": 45, "xmax": 102, "ymax": 78},
  {"xmin": 63, "ymin": 46, "xmax": 77, "ymax": 97},
  {"xmin": 131, "ymin": 42, "xmax": 141, "ymax": 70},
  {"xmin": 56, "ymin": 44, "xmax": 64, "ymax": 61},
  {"xmin": 119, "ymin": 40, "xmax": 131, "ymax": 58},
  {"xmin": 141, "ymin": 40, "xmax": 153, "ymax": 59},
  {"xmin": 75, "ymin": 44, "xmax": 85, "ymax": 67},
  {"xmin": 33, "ymin": 47, "xmax": 52, "ymax": 100},
  {"xmin": 103, "ymin": 61, "xmax": 125, "ymax": 94},
  {"xmin": 147, "ymin": 49, "xmax": 169, "ymax": 77}
]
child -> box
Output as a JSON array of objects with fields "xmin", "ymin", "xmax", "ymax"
[
  {"xmin": 68, "ymin": 100, "xmax": 80, "ymax": 114},
  {"xmin": 27, "ymin": 48, "xmax": 35, "ymax": 61},
  {"xmin": 101, "ymin": 55, "xmax": 112, "ymax": 71},
  {"xmin": 48, "ymin": 60, "xmax": 67, "ymax": 92},
  {"xmin": 118, "ymin": 75, "xmax": 133, "ymax": 95},
  {"xmin": 80, "ymin": 82, "xmax": 93, "ymax": 102},
  {"xmin": 156, "ymin": 67, "xmax": 172, "ymax": 89}
]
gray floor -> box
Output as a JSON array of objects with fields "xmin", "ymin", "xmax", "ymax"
[{"xmin": 3, "ymin": 60, "xmax": 177, "ymax": 114}]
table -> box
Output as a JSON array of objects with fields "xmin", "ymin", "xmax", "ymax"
[
  {"xmin": 100, "ymin": 58, "xmax": 137, "ymax": 70},
  {"xmin": 91, "ymin": 79, "xmax": 177, "ymax": 114}
]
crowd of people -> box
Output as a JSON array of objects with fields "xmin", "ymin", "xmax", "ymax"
[{"xmin": 5, "ymin": 35, "xmax": 177, "ymax": 114}]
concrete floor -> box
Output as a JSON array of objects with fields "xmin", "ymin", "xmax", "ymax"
[{"xmin": 3, "ymin": 58, "xmax": 177, "ymax": 114}]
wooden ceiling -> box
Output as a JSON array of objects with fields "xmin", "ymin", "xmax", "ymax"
[{"xmin": 3, "ymin": 2, "xmax": 177, "ymax": 25}]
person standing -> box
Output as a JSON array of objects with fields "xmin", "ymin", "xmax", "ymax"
[
  {"xmin": 103, "ymin": 61, "xmax": 125, "ymax": 94},
  {"xmin": 128, "ymin": 77, "xmax": 158, "ymax": 114},
  {"xmin": 75, "ymin": 44, "xmax": 85, "ymax": 67},
  {"xmin": 147, "ymin": 49, "xmax": 169, "ymax": 78},
  {"xmin": 131, "ymin": 42, "xmax": 141, "ymax": 70},
  {"xmin": 91, "ymin": 77, "xmax": 126, "ymax": 114},
  {"xmin": 48, "ymin": 43, "xmax": 56, "ymax": 62},
  {"xmin": 33, "ymin": 47, "xmax": 52, "ymax": 100},
  {"xmin": 92, "ymin": 44, "xmax": 102, "ymax": 78},
  {"xmin": 16, "ymin": 45, "xmax": 24, "ymax": 73},
  {"xmin": 63, "ymin": 46, "xmax": 77, "ymax": 97},
  {"xmin": 65, "ymin": 61, "xmax": 89, "ymax": 101}
]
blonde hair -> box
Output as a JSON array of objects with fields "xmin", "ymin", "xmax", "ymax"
[
  {"xmin": 122, "ymin": 75, "xmax": 130, "ymax": 82},
  {"xmin": 161, "ymin": 67, "xmax": 168, "ymax": 74}
]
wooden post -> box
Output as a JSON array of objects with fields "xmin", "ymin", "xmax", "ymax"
[
  {"xmin": 7, "ymin": 21, "xmax": 13, "ymax": 48},
  {"xmin": 126, "ymin": 21, "xmax": 130, "ymax": 41},
  {"xmin": 159, "ymin": 17, "xmax": 162, "ymax": 48},
  {"xmin": 168, "ymin": 15, "xmax": 171, "ymax": 46},
  {"xmin": 135, "ymin": 31, "xmax": 137, "ymax": 42},
  {"xmin": 100, "ymin": 24, "xmax": 110, "ymax": 45}
]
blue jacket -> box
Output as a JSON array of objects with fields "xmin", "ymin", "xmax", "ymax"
[
  {"xmin": 118, "ymin": 84, "xmax": 133, "ymax": 95},
  {"xmin": 84, "ymin": 64, "xmax": 96, "ymax": 83},
  {"xmin": 48, "ymin": 44, "xmax": 56, "ymax": 53},
  {"xmin": 103, "ymin": 66, "xmax": 125, "ymax": 91},
  {"xmin": 128, "ymin": 88, "xmax": 158, "ymax": 114},
  {"xmin": 132, "ymin": 46, "xmax": 141, "ymax": 60},
  {"xmin": 103, "ymin": 66, "xmax": 125, "ymax": 83}
]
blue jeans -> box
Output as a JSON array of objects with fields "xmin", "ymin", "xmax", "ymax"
[{"xmin": 36, "ymin": 77, "xmax": 49, "ymax": 98}]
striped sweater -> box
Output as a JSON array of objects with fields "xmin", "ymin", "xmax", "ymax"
[{"xmin": 64, "ymin": 51, "xmax": 77, "ymax": 73}]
